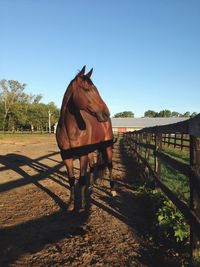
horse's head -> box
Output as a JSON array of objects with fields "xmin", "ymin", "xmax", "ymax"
[{"xmin": 71, "ymin": 66, "xmax": 110, "ymax": 122}]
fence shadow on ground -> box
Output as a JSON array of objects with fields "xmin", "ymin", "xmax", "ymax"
[
  {"xmin": 0, "ymin": 142, "xmax": 183, "ymax": 266},
  {"xmin": 0, "ymin": 152, "xmax": 91, "ymax": 266}
]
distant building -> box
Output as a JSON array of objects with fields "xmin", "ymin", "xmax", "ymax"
[{"xmin": 111, "ymin": 117, "xmax": 188, "ymax": 133}]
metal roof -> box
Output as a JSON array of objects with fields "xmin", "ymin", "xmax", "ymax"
[{"xmin": 111, "ymin": 117, "xmax": 189, "ymax": 128}]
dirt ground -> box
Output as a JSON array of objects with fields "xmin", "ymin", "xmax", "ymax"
[{"xmin": 0, "ymin": 135, "xmax": 180, "ymax": 267}]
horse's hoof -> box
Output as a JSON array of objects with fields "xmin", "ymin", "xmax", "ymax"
[{"xmin": 111, "ymin": 190, "xmax": 117, "ymax": 197}]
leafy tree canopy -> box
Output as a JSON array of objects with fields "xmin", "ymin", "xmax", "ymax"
[
  {"xmin": 113, "ymin": 111, "xmax": 134, "ymax": 118},
  {"xmin": 144, "ymin": 110, "xmax": 197, "ymax": 118},
  {"xmin": 0, "ymin": 79, "xmax": 60, "ymax": 131},
  {"xmin": 144, "ymin": 110, "xmax": 158, "ymax": 118}
]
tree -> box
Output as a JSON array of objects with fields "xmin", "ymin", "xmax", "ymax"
[
  {"xmin": 171, "ymin": 111, "xmax": 181, "ymax": 117},
  {"xmin": 33, "ymin": 94, "xmax": 43, "ymax": 104},
  {"xmin": 47, "ymin": 101, "xmax": 60, "ymax": 127},
  {"xmin": 0, "ymin": 79, "xmax": 58, "ymax": 131},
  {"xmin": 182, "ymin": 112, "xmax": 191, "ymax": 117},
  {"xmin": 158, "ymin": 110, "xmax": 172, "ymax": 117},
  {"xmin": 8, "ymin": 101, "xmax": 28, "ymax": 131},
  {"xmin": 144, "ymin": 110, "xmax": 158, "ymax": 117},
  {"xmin": 191, "ymin": 112, "xmax": 197, "ymax": 118},
  {"xmin": 113, "ymin": 111, "xmax": 134, "ymax": 118},
  {"xmin": 0, "ymin": 100, "xmax": 4, "ymax": 129},
  {"xmin": 0, "ymin": 79, "xmax": 27, "ymax": 131},
  {"xmin": 143, "ymin": 109, "xmax": 198, "ymax": 118},
  {"xmin": 26, "ymin": 102, "xmax": 47, "ymax": 131},
  {"xmin": 26, "ymin": 101, "xmax": 59, "ymax": 132}
]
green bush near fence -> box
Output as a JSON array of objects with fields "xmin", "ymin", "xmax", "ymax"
[{"xmin": 123, "ymin": 138, "xmax": 190, "ymax": 263}]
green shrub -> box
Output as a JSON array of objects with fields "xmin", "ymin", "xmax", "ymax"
[
  {"xmin": 157, "ymin": 198, "xmax": 188, "ymax": 242},
  {"xmin": 136, "ymin": 186, "xmax": 189, "ymax": 244}
]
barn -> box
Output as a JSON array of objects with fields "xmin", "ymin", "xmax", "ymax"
[{"xmin": 111, "ymin": 117, "xmax": 188, "ymax": 133}]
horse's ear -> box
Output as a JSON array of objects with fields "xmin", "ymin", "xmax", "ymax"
[
  {"xmin": 79, "ymin": 65, "xmax": 86, "ymax": 76},
  {"xmin": 86, "ymin": 68, "xmax": 93, "ymax": 78}
]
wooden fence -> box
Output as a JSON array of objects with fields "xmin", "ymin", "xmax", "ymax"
[{"xmin": 124, "ymin": 114, "xmax": 200, "ymax": 259}]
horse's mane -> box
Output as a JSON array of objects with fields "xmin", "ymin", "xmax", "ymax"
[{"xmin": 61, "ymin": 80, "xmax": 74, "ymax": 106}]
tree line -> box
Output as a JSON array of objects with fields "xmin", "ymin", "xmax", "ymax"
[
  {"xmin": 1, "ymin": 79, "xmax": 198, "ymax": 131},
  {"xmin": 113, "ymin": 110, "xmax": 197, "ymax": 118},
  {"xmin": 144, "ymin": 110, "xmax": 197, "ymax": 118},
  {"xmin": 0, "ymin": 79, "xmax": 60, "ymax": 132}
]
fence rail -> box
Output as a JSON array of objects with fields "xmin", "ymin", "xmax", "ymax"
[
  {"xmin": 124, "ymin": 114, "xmax": 200, "ymax": 259},
  {"xmin": 0, "ymin": 130, "xmax": 55, "ymax": 134}
]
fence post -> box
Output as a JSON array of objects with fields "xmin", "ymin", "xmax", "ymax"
[
  {"xmin": 154, "ymin": 133, "xmax": 162, "ymax": 177},
  {"xmin": 174, "ymin": 133, "xmax": 177, "ymax": 148},
  {"xmin": 135, "ymin": 133, "xmax": 139, "ymax": 163},
  {"xmin": 146, "ymin": 133, "xmax": 151, "ymax": 161},
  {"xmin": 139, "ymin": 133, "xmax": 143, "ymax": 154},
  {"xmin": 190, "ymin": 135, "xmax": 200, "ymax": 260},
  {"xmin": 133, "ymin": 133, "xmax": 137, "ymax": 161},
  {"xmin": 181, "ymin": 134, "xmax": 184, "ymax": 150},
  {"xmin": 168, "ymin": 134, "xmax": 171, "ymax": 147}
]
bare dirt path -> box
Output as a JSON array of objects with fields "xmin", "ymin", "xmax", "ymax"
[{"xmin": 0, "ymin": 135, "xmax": 172, "ymax": 267}]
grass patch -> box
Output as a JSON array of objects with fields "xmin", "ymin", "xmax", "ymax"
[
  {"xmin": 162, "ymin": 145, "xmax": 189, "ymax": 164},
  {"xmin": 0, "ymin": 133, "xmax": 56, "ymax": 144}
]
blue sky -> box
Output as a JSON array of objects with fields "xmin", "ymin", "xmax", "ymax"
[{"xmin": 1, "ymin": 0, "xmax": 199, "ymax": 117}]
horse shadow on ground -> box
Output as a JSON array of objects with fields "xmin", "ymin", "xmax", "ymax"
[{"xmin": 0, "ymin": 152, "xmax": 91, "ymax": 266}]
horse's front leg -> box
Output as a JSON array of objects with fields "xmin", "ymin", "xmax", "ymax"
[
  {"xmin": 106, "ymin": 146, "xmax": 117, "ymax": 197},
  {"xmin": 79, "ymin": 155, "xmax": 89, "ymax": 210},
  {"xmin": 63, "ymin": 158, "xmax": 75, "ymax": 211}
]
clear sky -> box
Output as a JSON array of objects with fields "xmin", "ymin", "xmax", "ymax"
[{"xmin": 1, "ymin": 0, "xmax": 199, "ymax": 117}]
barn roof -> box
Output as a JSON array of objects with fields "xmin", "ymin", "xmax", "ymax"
[{"xmin": 111, "ymin": 117, "xmax": 189, "ymax": 128}]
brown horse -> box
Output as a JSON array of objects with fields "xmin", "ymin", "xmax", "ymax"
[{"xmin": 56, "ymin": 66, "xmax": 116, "ymax": 211}]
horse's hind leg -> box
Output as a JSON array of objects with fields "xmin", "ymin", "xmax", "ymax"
[
  {"xmin": 106, "ymin": 146, "xmax": 117, "ymax": 197},
  {"xmin": 79, "ymin": 155, "xmax": 88, "ymax": 210},
  {"xmin": 63, "ymin": 158, "xmax": 75, "ymax": 211}
]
